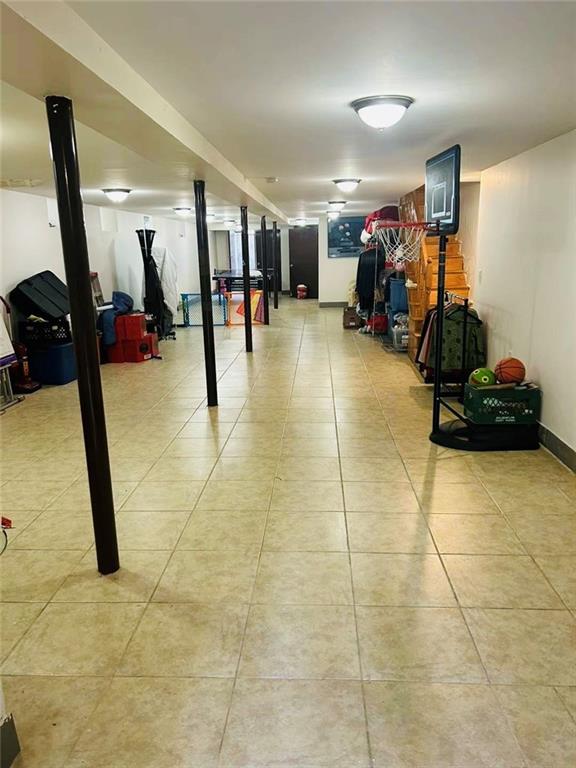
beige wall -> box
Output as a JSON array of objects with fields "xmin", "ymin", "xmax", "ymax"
[
  {"xmin": 473, "ymin": 130, "xmax": 576, "ymax": 449},
  {"xmin": 318, "ymin": 215, "xmax": 359, "ymax": 305},
  {"xmin": 458, "ymin": 182, "xmax": 481, "ymax": 295}
]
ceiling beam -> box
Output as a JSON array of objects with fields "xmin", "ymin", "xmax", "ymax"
[{"xmin": 1, "ymin": 1, "xmax": 288, "ymax": 222}]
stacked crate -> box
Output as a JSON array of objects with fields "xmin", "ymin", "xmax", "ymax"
[{"xmin": 107, "ymin": 313, "xmax": 158, "ymax": 363}]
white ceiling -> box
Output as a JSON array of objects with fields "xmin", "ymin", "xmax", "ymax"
[
  {"xmin": 0, "ymin": 81, "xmax": 263, "ymax": 227},
  {"xmin": 68, "ymin": 0, "xmax": 576, "ymax": 218}
]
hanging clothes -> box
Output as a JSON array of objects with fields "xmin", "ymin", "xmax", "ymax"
[
  {"xmin": 428, "ymin": 304, "xmax": 486, "ymax": 372},
  {"xmin": 416, "ymin": 303, "xmax": 486, "ymax": 381},
  {"xmin": 152, "ymin": 246, "xmax": 178, "ymax": 318},
  {"xmin": 355, "ymin": 247, "xmax": 386, "ymax": 312},
  {"xmin": 136, "ymin": 229, "xmax": 173, "ymax": 339}
]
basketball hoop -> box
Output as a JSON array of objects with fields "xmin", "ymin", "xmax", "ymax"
[{"xmin": 372, "ymin": 221, "xmax": 437, "ymax": 267}]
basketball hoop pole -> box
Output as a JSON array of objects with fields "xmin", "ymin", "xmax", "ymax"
[{"xmin": 432, "ymin": 228, "xmax": 447, "ymax": 432}]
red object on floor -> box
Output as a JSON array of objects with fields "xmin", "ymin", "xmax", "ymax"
[
  {"xmin": 115, "ymin": 313, "xmax": 146, "ymax": 341},
  {"xmin": 122, "ymin": 337, "xmax": 152, "ymax": 363},
  {"xmin": 296, "ymin": 284, "xmax": 308, "ymax": 299},
  {"xmin": 107, "ymin": 342, "xmax": 125, "ymax": 364},
  {"xmin": 1, "ymin": 516, "xmax": 13, "ymax": 529},
  {"xmin": 366, "ymin": 315, "xmax": 388, "ymax": 333}
]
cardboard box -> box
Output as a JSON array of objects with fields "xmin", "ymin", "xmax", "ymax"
[{"xmin": 343, "ymin": 307, "xmax": 362, "ymax": 329}]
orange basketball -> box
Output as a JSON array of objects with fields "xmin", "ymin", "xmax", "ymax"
[{"xmin": 495, "ymin": 357, "xmax": 526, "ymax": 384}]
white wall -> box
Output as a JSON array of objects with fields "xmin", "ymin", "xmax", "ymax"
[
  {"xmin": 211, "ymin": 230, "xmax": 230, "ymax": 271},
  {"xmin": 458, "ymin": 182, "xmax": 480, "ymax": 295},
  {"xmin": 318, "ymin": 215, "xmax": 359, "ymax": 305},
  {"xmin": 474, "ymin": 130, "xmax": 576, "ymax": 449},
  {"xmin": 0, "ymin": 189, "xmax": 202, "ymax": 307}
]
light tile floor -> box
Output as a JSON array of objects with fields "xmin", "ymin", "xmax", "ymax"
[{"xmin": 1, "ymin": 298, "xmax": 575, "ymax": 767}]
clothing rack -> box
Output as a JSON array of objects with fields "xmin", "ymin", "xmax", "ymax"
[{"xmin": 440, "ymin": 291, "xmax": 471, "ymax": 401}]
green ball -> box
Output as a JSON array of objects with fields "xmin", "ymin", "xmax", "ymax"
[{"xmin": 469, "ymin": 367, "xmax": 497, "ymax": 387}]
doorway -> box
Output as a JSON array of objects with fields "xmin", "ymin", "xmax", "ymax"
[
  {"xmin": 255, "ymin": 229, "xmax": 282, "ymax": 295},
  {"xmin": 288, "ymin": 226, "xmax": 319, "ymax": 299}
]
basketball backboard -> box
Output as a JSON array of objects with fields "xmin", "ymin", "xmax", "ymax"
[{"xmin": 425, "ymin": 144, "xmax": 461, "ymax": 235}]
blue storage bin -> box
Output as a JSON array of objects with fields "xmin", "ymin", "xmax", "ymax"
[
  {"xmin": 389, "ymin": 278, "xmax": 408, "ymax": 312},
  {"xmin": 29, "ymin": 342, "xmax": 77, "ymax": 385}
]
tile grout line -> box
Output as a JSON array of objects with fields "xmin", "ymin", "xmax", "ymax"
[
  {"xmin": 333, "ymin": 320, "xmax": 375, "ymax": 767},
  {"xmin": 474, "ymin": 471, "xmax": 575, "ymax": 614},
  {"xmin": 352, "ymin": 331, "xmax": 501, "ymax": 699},
  {"xmin": 216, "ymin": 310, "xmax": 305, "ymax": 758}
]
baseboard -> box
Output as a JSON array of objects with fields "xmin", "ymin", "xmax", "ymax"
[
  {"xmin": 538, "ymin": 424, "xmax": 576, "ymax": 471},
  {"xmin": 319, "ymin": 302, "xmax": 348, "ymax": 308}
]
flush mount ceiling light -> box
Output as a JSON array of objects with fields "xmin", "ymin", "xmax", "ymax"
[
  {"xmin": 327, "ymin": 211, "xmax": 340, "ymax": 221},
  {"xmin": 333, "ymin": 179, "xmax": 361, "ymax": 194},
  {"xmin": 328, "ymin": 201, "xmax": 347, "ymax": 212},
  {"xmin": 224, "ymin": 219, "xmax": 236, "ymax": 227},
  {"xmin": 102, "ymin": 188, "xmax": 131, "ymax": 203},
  {"xmin": 173, "ymin": 207, "xmax": 192, "ymax": 217},
  {"xmin": 293, "ymin": 218, "xmax": 306, "ymax": 227},
  {"xmin": 350, "ymin": 95, "xmax": 414, "ymax": 129}
]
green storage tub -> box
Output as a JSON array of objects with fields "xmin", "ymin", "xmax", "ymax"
[{"xmin": 464, "ymin": 383, "xmax": 541, "ymax": 425}]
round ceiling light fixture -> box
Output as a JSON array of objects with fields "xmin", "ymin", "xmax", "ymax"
[
  {"xmin": 102, "ymin": 188, "xmax": 131, "ymax": 203},
  {"xmin": 293, "ymin": 218, "xmax": 306, "ymax": 227},
  {"xmin": 333, "ymin": 179, "xmax": 361, "ymax": 194},
  {"xmin": 327, "ymin": 211, "xmax": 340, "ymax": 221},
  {"xmin": 328, "ymin": 201, "xmax": 347, "ymax": 212},
  {"xmin": 224, "ymin": 219, "xmax": 236, "ymax": 227},
  {"xmin": 350, "ymin": 95, "xmax": 414, "ymax": 129},
  {"xmin": 206, "ymin": 213, "xmax": 217, "ymax": 222},
  {"xmin": 173, "ymin": 207, "xmax": 192, "ymax": 217}
]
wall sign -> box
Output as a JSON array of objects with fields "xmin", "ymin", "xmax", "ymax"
[{"xmin": 328, "ymin": 216, "xmax": 365, "ymax": 258}]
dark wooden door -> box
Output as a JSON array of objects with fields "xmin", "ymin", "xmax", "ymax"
[{"xmin": 289, "ymin": 226, "xmax": 318, "ymax": 298}]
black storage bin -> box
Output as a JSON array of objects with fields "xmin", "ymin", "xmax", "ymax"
[
  {"xmin": 19, "ymin": 318, "xmax": 72, "ymax": 348},
  {"xmin": 10, "ymin": 271, "xmax": 69, "ymax": 320}
]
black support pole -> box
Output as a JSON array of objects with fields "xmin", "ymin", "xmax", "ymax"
[
  {"xmin": 240, "ymin": 206, "xmax": 253, "ymax": 352},
  {"xmin": 194, "ymin": 180, "xmax": 218, "ymax": 406},
  {"xmin": 431, "ymin": 233, "xmax": 448, "ymax": 433},
  {"xmin": 272, "ymin": 220, "xmax": 279, "ymax": 309},
  {"xmin": 260, "ymin": 216, "xmax": 270, "ymax": 325},
  {"xmin": 45, "ymin": 96, "xmax": 119, "ymax": 575}
]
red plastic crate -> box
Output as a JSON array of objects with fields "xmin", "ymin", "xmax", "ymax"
[
  {"xmin": 115, "ymin": 313, "xmax": 146, "ymax": 341},
  {"xmin": 107, "ymin": 342, "xmax": 125, "ymax": 364},
  {"xmin": 122, "ymin": 337, "xmax": 152, "ymax": 363}
]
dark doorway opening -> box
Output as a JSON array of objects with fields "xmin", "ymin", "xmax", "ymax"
[{"xmin": 288, "ymin": 226, "xmax": 319, "ymax": 299}]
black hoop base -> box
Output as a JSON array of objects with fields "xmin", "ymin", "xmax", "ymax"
[{"xmin": 430, "ymin": 419, "xmax": 540, "ymax": 452}]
